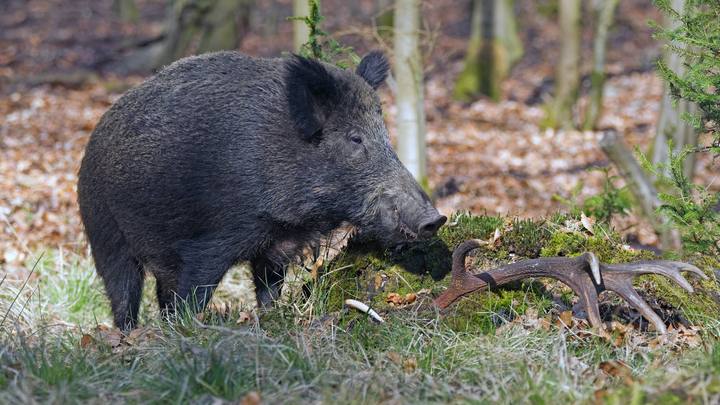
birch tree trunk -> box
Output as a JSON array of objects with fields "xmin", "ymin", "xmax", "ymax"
[
  {"xmin": 652, "ymin": 0, "xmax": 698, "ymax": 179},
  {"xmin": 293, "ymin": 0, "xmax": 310, "ymax": 53},
  {"xmin": 394, "ymin": 0, "xmax": 427, "ymax": 184},
  {"xmin": 583, "ymin": 0, "xmax": 619, "ymax": 130},
  {"xmin": 453, "ymin": 0, "xmax": 523, "ymax": 102},
  {"xmin": 549, "ymin": 0, "xmax": 581, "ymax": 129}
]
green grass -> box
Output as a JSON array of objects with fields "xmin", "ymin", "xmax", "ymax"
[{"xmin": 2, "ymin": 215, "xmax": 720, "ymax": 404}]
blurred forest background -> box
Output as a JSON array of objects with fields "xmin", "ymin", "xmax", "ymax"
[{"xmin": 1, "ymin": 0, "xmax": 718, "ymax": 276}]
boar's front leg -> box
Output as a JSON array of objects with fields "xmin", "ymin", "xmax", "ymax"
[
  {"xmin": 252, "ymin": 239, "xmax": 302, "ymax": 308},
  {"xmin": 175, "ymin": 238, "xmax": 237, "ymax": 313},
  {"xmin": 252, "ymin": 255, "xmax": 288, "ymax": 308}
]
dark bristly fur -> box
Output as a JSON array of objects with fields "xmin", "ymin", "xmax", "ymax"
[{"xmin": 77, "ymin": 51, "xmax": 446, "ymax": 330}]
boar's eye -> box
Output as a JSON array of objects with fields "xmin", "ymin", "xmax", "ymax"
[{"xmin": 350, "ymin": 135, "xmax": 363, "ymax": 144}]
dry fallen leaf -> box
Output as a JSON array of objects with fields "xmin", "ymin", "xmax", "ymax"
[
  {"xmin": 492, "ymin": 227, "xmax": 502, "ymax": 244},
  {"xmin": 240, "ymin": 391, "xmax": 262, "ymax": 405},
  {"xmin": 383, "ymin": 353, "xmax": 419, "ymax": 374},
  {"xmin": 593, "ymin": 388, "xmax": 608, "ymax": 404},
  {"xmin": 374, "ymin": 274, "xmax": 387, "ymax": 290},
  {"xmin": 598, "ymin": 360, "xmax": 633, "ymax": 384},
  {"xmin": 386, "ymin": 351, "xmax": 402, "ymax": 365},
  {"xmin": 581, "ymin": 212, "xmax": 596, "ymax": 234},
  {"xmin": 80, "ymin": 334, "xmax": 93, "ymax": 348},
  {"xmin": 559, "ymin": 310, "xmax": 573, "ymax": 327},
  {"xmin": 403, "ymin": 357, "xmax": 417, "ymax": 373},
  {"xmin": 124, "ymin": 326, "xmax": 161, "ymax": 346},
  {"xmin": 386, "ymin": 292, "xmax": 418, "ymax": 306},
  {"xmin": 236, "ymin": 311, "xmax": 252, "ymax": 325},
  {"xmin": 386, "ymin": 293, "xmax": 403, "ymax": 306},
  {"xmin": 95, "ymin": 326, "xmax": 123, "ymax": 348}
]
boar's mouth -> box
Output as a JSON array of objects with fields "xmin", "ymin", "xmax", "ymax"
[
  {"xmin": 384, "ymin": 212, "xmax": 447, "ymax": 248},
  {"xmin": 355, "ymin": 191, "xmax": 446, "ymax": 248}
]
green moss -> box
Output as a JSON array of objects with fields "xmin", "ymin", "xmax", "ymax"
[
  {"xmin": 503, "ymin": 218, "xmax": 551, "ymax": 258},
  {"xmin": 547, "ymin": 211, "xmax": 580, "ymax": 226},
  {"xmin": 322, "ymin": 255, "xmax": 378, "ymax": 313},
  {"xmin": 322, "ymin": 248, "xmax": 445, "ymax": 314},
  {"xmin": 537, "ymin": 0, "xmax": 558, "ymax": 18},
  {"xmin": 442, "ymin": 283, "xmax": 552, "ymax": 333},
  {"xmin": 438, "ymin": 212, "xmax": 505, "ymax": 249},
  {"xmin": 540, "ymin": 230, "xmax": 654, "ymax": 263},
  {"xmin": 539, "ymin": 232, "xmax": 587, "ymax": 258}
]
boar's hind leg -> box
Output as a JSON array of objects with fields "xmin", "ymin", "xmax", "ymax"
[{"xmin": 90, "ymin": 228, "xmax": 144, "ymax": 331}]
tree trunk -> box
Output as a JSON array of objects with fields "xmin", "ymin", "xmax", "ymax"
[
  {"xmin": 293, "ymin": 0, "xmax": 310, "ymax": 53},
  {"xmin": 496, "ymin": 0, "xmax": 523, "ymax": 67},
  {"xmin": 583, "ymin": 0, "xmax": 619, "ymax": 130},
  {"xmin": 115, "ymin": 0, "xmax": 255, "ymax": 72},
  {"xmin": 394, "ymin": 0, "xmax": 427, "ymax": 184},
  {"xmin": 116, "ymin": 0, "xmax": 252, "ymax": 72},
  {"xmin": 453, "ymin": 0, "xmax": 523, "ymax": 102},
  {"xmin": 652, "ymin": 0, "xmax": 698, "ymax": 179},
  {"xmin": 198, "ymin": 0, "xmax": 245, "ymax": 53},
  {"xmin": 548, "ymin": 0, "xmax": 581, "ymax": 129},
  {"xmin": 599, "ymin": 131, "xmax": 681, "ymax": 250}
]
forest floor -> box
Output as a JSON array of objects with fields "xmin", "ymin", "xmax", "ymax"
[{"xmin": 1, "ymin": 0, "xmax": 719, "ymax": 403}]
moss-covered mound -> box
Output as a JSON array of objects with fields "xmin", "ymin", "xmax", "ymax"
[{"xmin": 312, "ymin": 212, "xmax": 720, "ymax": 335}]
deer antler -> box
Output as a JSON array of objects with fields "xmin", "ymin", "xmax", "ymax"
[{"xmin": 434, "ymin": 240, "xmax": 707, "ymax": 334}]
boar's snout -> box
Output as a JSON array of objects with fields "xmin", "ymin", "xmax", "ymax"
[
  {"xmin": 390, "ymin": 186, "xmax": 446, "ymax": 242},
  {"xmin": 399, "ymin": 203, "xmax": 446, "ymax": 240},
  {"xmin": 361, "ymin": 190, "xmax": 446, "ymax": 247},
  {"xmin": 418, "ymin": 213, "xmax": 447, "ymax": 239}
]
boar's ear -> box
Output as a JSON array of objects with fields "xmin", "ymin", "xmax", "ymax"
[
  {"xmin": 286, "ymin": 55, "xmax": 339, "ymax": 142},
  {"xmin": 355, "ymin": 51, "xmax": 389, "ymax": 90}
]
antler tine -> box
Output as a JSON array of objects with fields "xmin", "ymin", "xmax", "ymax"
[
  {"xmin": 434, "ymin": 240, "xmax": 488, "ymax": 310},
  {"xmin": 601, "ymin": 278, "xmax": 667, "ymax": 334},
  {"xmin": 451, "ymin": 239, "xmax": 485, "ymax": 277},
  {"xmin": 602, "ymin": 262, "xmax": 696, "ymax": 293},
  {"xmin": 597, "ymin": 260, "xmax": 708, "ymax": 332}
]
